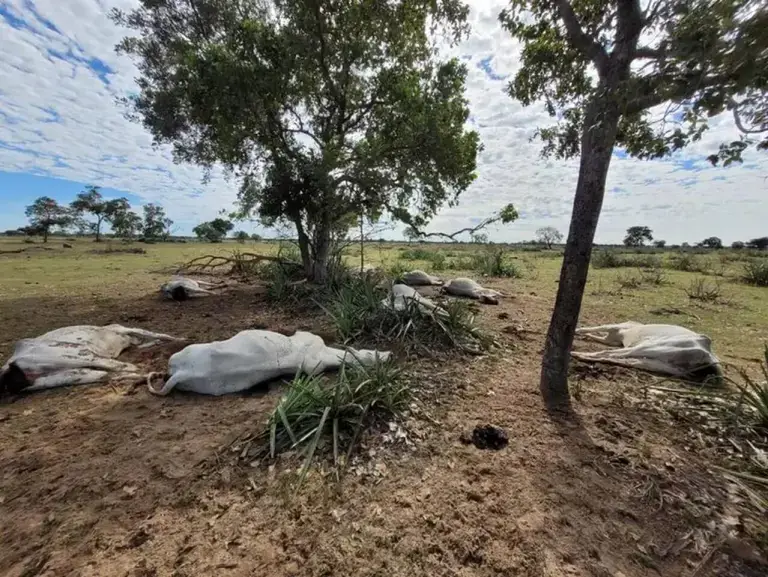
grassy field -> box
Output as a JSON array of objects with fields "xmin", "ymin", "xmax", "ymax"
[
  {"xmin": 2, "ymin": 235, "xmax": 767, "ymax": 364},
  {"xmin": 2, "ymin": 235, "xmax": 767, "ymax": 576}
]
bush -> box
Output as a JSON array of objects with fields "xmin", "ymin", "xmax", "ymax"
[
  {"xmin": 668, "ymin": 252, "xmax": 700, "ymax": 272},
  {"xmin": 639, "ymin": 267, "xmax": 668, "ymax": 286},
  {"xmin": 259, "ymin": 360, "xmax": 409, "ymax": 481},
  {"xmin": 323, "ymin": 275, "xmax": 493, "ymax": 353},
  {"xmin": 743, "ymin": 261, "xmax": 768, "ymax": 287},
  {"xmin": 734, "ymin": 344, "xmax": 768, "ymax": 428},
  {"xmin": 471, "ymin": 247, "xmax": 521, "ymax": 277},
  {"xmin": 685, "ymin": 278, "xmax": 723, "ymax": 302},
  {"xmin": 592, "ymin": 250, "xmax": 631, "ymax": 269},
  {"xmin": 634, "ymin": 255, "xmax": 662, "ymax": 268},
  {"xmin": 615, "ymin": 271, "xmax": 643, "ymax": 290}
]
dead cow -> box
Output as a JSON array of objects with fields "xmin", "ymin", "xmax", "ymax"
[
  {"xmin": 148, "ymin": 330, "xmax": 390, "ymax": 396},
  {"xmin": 0, "ymin": 325, "xmax": 182, "ymax": 395},
  {"xmin": 571, "ymin": 321, "xmax": 722, "ymax": 380},
  {"xmin": 382, "ymin": 284, "xmax": 440, "ymax": 312},
  {"xmin": 160, "ymin": 277, "xmax": 217, "ymax": 301},
  {"xmin": 400, "ymin": 270, "xmax": 442, "ymax": 286},
  {"xmin": 442, "ymin": 278, "xmax": 505, "ymax": 304}
]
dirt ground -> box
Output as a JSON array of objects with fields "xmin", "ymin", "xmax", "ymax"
[{"xmin": 0, "ymin": 279, "xmax": 766, "ymax": 577}]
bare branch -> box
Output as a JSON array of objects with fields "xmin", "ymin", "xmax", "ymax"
[
  {"xmin": 634, "ymin": 46, "xmax": 663, "ymax": 59},
  {"xmin": 413, "ymin": 217, "xmax": 499, "ymax": 242},
  {"xmin": 730, "ymin": 98, "xmax": 768, "ymax": 135},
  {"xmin": 554, "ymin": 0, "xmax": 609, "ymax": 75},
  {"xmin": 643, "ymin": 0, "xmax": 665, "ymax": 25}
]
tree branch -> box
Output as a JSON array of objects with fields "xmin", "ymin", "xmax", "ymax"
[
  {"xmin": 730, "ymin": 98, "xmax": 768, "ymax": 135},
  {"xmin": 413, "ymin": 217, "xmax": 500, "ymax": 242},
  {"xmin": 634, "ymin": 46, "xmax": 663, "ymax": 59},
  {"xmin": 554, "ymin": 0, "xmax": 609, "ymax": 76}
]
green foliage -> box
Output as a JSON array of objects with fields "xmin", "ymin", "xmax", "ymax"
[
  {"xmin": 142, "ymin": 203, "xmax": 172, "ymax": 240},
  {"xmin": 70, "ymin": 185, "xmax": 132, "ymax": 242},
  {"xmin": 470, "ymin": 247, "xmax": 521, "ymax": 278},
  {"xmin": 114, "ymin": 0, "xmax": 479, "ymax": 281},
  {"xmin": 111, "ymin": 210, "xmax": 143, "ymax": 240},
  {"xmin": 700, "ymin": 236, "xmax": 723, "ymax": 249},
  {"xmin": 234, "ymin": 231, "xmax": 250, "ymax": 243},
  {"xmin": 668, "ymin": 252, "xmax": 701, "ymax": 272},
  {"xmin": 323, "ymin": 275, "xmax": 493, "ymax": 353},
  {"xmin": 734, "ymin": 345, "xmax": 768, "ymax": 428},
  {"xmin": 653, "ymin": 240, "xmax": 667, "ymax": 248},
  {"xmin": 742, "ymin": 260, "xmax": 768, "ymax": 287},
  {"xmin": 500, "ymin": 0, "xmax": 768, "ymax": 164},
  {"xmin": 24, "ymin": 197, "xmax": 72, "ymax": 243},
  {"xmin": 535, "ymin": 226, "xmax": 562, "ymax": 248},
  {"xmin": 615, "ymin": 271, "xmax": 643, "ymax": 290},
  {"xmin": 732, "ymin": 241, "xmax": 746, "ymax": 250},
  {"xmin": 748, "ymin": 237, "xmax": 768, "ymax": 250},
  {"xmin": 685, "ymin": 278, "xmax": 723, "ymax": 302},
  {"xmin": 193, "ymin": 218, "xmax": 234, "ymax": 243},
  {"xmin": 259, "ymin": 360, "xmax": 409, "ymax": 481},
  {"xmin": 624, "ymin": 226, "xmax": 653, "ymax": 248},
  {"xmin": 251, "ymin": 233, "xmax": 263, "ymax": 241}
]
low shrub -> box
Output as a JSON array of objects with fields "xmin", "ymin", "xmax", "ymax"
[
  {"xmin": 742, "ymin": 260, "xmax": 768, "ymax": 287},
  {"xmin": 685, "ymin": 278, "xmax": 723, "ymax": 302},
  {"xmin": 471, "ymin": 247, "xmax": 522, "ymax": 278}
]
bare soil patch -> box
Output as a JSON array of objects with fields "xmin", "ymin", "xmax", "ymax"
[{"xmin": 0, "ymin": 281, "xmax": 765, "ymax": 577}]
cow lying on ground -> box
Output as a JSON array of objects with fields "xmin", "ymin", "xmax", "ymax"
[
  {"xmin": 400, "ymin": 270, "xmax": 442, "ymax": 286},
  {"xmin": 382, "ymin": 284, "xmax": 440, "ymax": 312},
  {"xmin": 148, "ymin": 330, "xmax": 390, "ymax": 396},
  {"xmin": 571, "ymin": 321, "xmax": 722, "ymax": 381},
  {"xmin": 160, "ymin": 277, "xmax": 217, "ymax": 301},
  {"xmin": 442, "ymin": 278, "xmax": 505, "ymax": 304},
  {"xmin": 0, "ymin": 325, "xmax": 182, "ymax": 395}
]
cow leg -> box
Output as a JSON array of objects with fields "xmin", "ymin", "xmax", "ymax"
[
  {"xmin": 27, "ymin": 369, "xmax": 111, "ymax": 391},
  {"xmin": 113, "ymin": 327, "xmax": 184, "ymax": 345},
  {"xmin": 571, "ymin": 348, "xmax": 679, "ymax": 375},
  {"xmin": 575, "ymin": 323, "xmax": 637, "ymax": 346}
]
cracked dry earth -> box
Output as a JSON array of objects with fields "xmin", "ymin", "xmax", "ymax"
[{"xmin": 0, "ymin": 284, "xmax": 765, "ymax": 577}]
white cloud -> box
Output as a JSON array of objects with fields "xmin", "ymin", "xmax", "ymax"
[{"xmin": 0, "ymin": 0, "xmax": 766, "ymax": 242}]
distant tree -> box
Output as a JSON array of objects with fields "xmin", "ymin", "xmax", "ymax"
[
  {"xmin": 193, "ymin": 218, "xmax": 234, "ymax": 243},
  {"xmin": 700, "ymin": 236, "xmax": 723, "ymax": 249},
  {"xmin": 234, "ymin": 230, "xmax": 249, "ymax": 243},
  {"xmin": 24, "ymin": 197, "xmax": 72, "ymax": 243},
  {"xmin": 70, "ymin": 186, "xmax": 131, "ymax": 242},
  {"xmin": 500, "ymin": 0, "xmax": 768, "ymax": 402},
  {"xmin": 114, "ymin": 0, "xmax": 480, "ymax": 283},
  {"xmin": 112, "ymin": 211, "xmax": 143, "ymax": 240},
  {"xmin": 747, "ymin": 237, "xmax": 768, "ymax": 250},
  {"xmin": 4, "ymin": 229, "xmax": 24, "ymax": 236},
  {"xmin": 731, "ymin": 241, "xmax": 745, "ymax": 250},
  {"xmin": 250, "ymin": 233, "xmax": 262, "ymax": 242},
  {"xmin": 536, "ymin": 227, "xmax": 563, "ymax": 249},
  {"xmin": 623, "ymin": 226, "xmax": 653, "ymax": 248},
  {"xmin": 142, "ymin": 204, "xmax": 169, "ymax": 240},
  {"xmin": 470, "ymin": 232, "xmax": 489, "ymax": 244},
  {"xmin": 653, "ymin": 240, "xmax": 666, "ymax": 248},
  {"xmin": 681, "ymin": 242, "xmax": 691, "ymax": 248}
]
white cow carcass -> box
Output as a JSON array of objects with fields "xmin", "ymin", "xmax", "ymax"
[
  {"xmin": 400, "ymin": 270, "xmax": 443, "ymax": 286},
  {"xmin": 161, "ymin": 277, "xmax": 217, "ymax": 301},
  {"xmin": 571, "ymin": 321, "xmax": 722, "ymax": 380},
  {"xmin": 442, "ymin": 278, "xmax": 505, "ymax": 304},
  {"xmin": 148, "ymin": 330, "xmax": 391, "ymax": 396},
  {"xmin": 382, "ymin": 284, "xmax": 440, "ymax": 312},
  {"xmin": 0, "ymin": 325, "xmax": 183, "ymax": 395}
]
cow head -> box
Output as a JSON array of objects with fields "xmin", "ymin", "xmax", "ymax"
[{"xmin": 0, "ymin": 362, "xmax": 33, "ymax": 397}]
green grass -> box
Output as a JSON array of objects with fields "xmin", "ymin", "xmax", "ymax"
[{"xmin": 2, "ymin": 237, "xmax": 767, "ymax": 362}]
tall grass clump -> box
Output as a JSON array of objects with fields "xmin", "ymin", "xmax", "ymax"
[
  {"xmin": 323, "ymin": 276, "xmax": 493, "ymax": 353},
  {"xmin": 668, "ymin": 252, "xmax": 700, "ymax": 272},
  {"xmin": 685, "ymin": 277, "xmax": 723, "ymax": 302},
  {"xmin": 734, "ymin": 345, "xmax": 768, "ymax": 428},
  {"xmin": 592, "ymin": 250, "xmax": 631, "ymax": 269},
  {"xmin": 256, "ymin": 360, "xmax": 409, "ymax": 481},
  {"xmin": 742, "ymin": 260, "xmax": 768, "ymax": 287},
  {"xmin": 471, "ymin": 247, "xmax": 522, "ymax": 278}
]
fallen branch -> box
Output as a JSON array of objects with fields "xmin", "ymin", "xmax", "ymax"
[{"xmin": 175, "ymin": 252, "xmax": 302, "ymax": 276}]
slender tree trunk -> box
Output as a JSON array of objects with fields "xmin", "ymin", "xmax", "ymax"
[
  {"xmin": 43, "ymin": 226, "xmax": 49, "ymax": 243},
  {"xmin": 539, "ymin": 97, "xmax": 622, "ymax": 405},
  {"xmin": 295, "ymin": 220, "xmax": 313, "ymax": 279},
  {"xmin": 312, "ymin": 229, "xmax": 332, "ymax": 284},
  {"xmin": 95, "ymin": 217, "xmax": 102, "ymax": 242}
]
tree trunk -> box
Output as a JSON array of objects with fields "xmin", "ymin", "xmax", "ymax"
[
  {"xmin": 95, "ymin": 218, "xmax": 102, "ymax": 242},
  {"xmin": 312, "ymin": 230, "xmax": 332, "ymax": 284},
  {"xmin": 539, "ymin": 98, "xmax": 622, "ymax": 406},
  {"xmin": 295, "ymin": 222, "xmax": 313, "ymax": 279},
  {"xmin": 43, "ymin": 226, "xmax": 49, "ymax": 243}
]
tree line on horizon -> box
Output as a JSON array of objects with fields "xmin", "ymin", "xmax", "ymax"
[{"xmin": 4, "ymin": 187, "xmax": 174, "ymax": 243}]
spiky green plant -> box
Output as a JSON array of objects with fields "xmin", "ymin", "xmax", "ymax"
[
  {"xmin": 735, "ymin": 345, "xmax": 768, "ymax": 428},
  {"xmin": 258, "ymin": 360, "xmax": 409, "ymax": 482}
]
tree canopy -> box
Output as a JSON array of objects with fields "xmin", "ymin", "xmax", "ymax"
[
  {"xmin": 700, "ymin": 236, "xmax": 723, "ymax": 249},
  {"xmin": 113, "ymin": 0, "xmax": 480, "ymax": 281},
  {"xmin": 70, "ymin": 185, "xmax": 131, "ymax": 242},
  {"xmin": 536, "ymin": 226, "xmax": 563, "ymax": 249},
  {"xmin": 24, "ymin": 197, "xmax": 72, "ymax": 243},
  {"xmin": 194, "ymin": 218, "xmax": 235, "ymax": 242},
  {"xmin": 142, "ymin": 203, "xmax": 173, "ymax": 240},
  {"xmin": 624, "ymin": 226, "xmax": 653, "ymax": 247}
]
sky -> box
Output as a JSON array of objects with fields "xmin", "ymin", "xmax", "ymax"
[{"xmin": 0, "ymin": 1, "xmax": 766, "ymax": 243}]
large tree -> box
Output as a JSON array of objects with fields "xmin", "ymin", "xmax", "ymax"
[
  {"xmin": 112, "ymin": 0, "xmax": 479, "ymax": 282},
  {"xmin": 111, "ymin": 210, "xmax": 143, "ymax": 240},
  {"xmin": 70, "ymin": 186, "xmax": 132, "ymax": 242},
  {"xmin": 623, "ymin": 225, "xmax": 653, "ymax": 247},
  {"xmin": 501, "ymin": 0, "xmax": 768, "ymax": 403},
  {"xmin": 142, "ymin": 203, "xmax": 172, "ymax": 240},
  {"xmin": 536, "ymin": 226, "xmax": 563, "ymax": 249},
  {"xmin": 24, "ymin": 197, "xmax": 72, "ymax": 243},
  {"xmin": 193, "ymin": 218, "xmax": 235, "ymax": 242}
]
